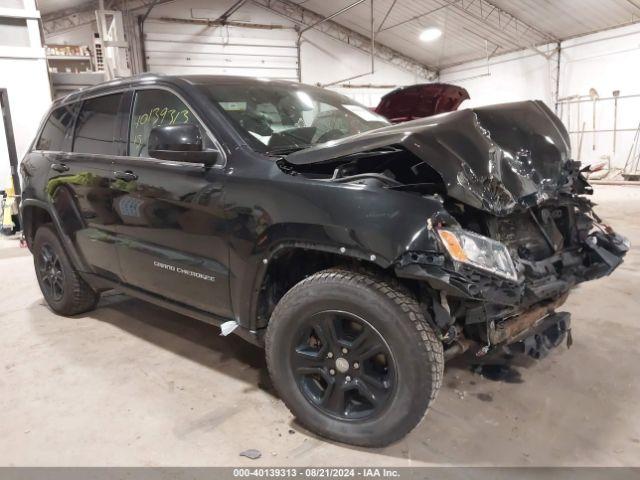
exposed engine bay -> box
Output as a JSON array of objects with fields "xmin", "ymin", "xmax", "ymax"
[{"xmin": 277, "ymin": 100, "xmax": 629, "ymax": 359}]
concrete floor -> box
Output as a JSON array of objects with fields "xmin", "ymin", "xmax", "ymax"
[{"xmin": 1, "ymin": 185, "xmax": 639, "ymax": 467}]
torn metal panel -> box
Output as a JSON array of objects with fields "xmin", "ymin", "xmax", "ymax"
[
  {"xmin": 285, "ymin": 100, "xmax": 574, "ymax": 216},
  {"xmin": 280, "ymin": 99, "xmax": 627, "ymax": 356}
]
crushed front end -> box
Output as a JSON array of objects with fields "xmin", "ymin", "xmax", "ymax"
[
  {"xmin": 282, "ymin": 99, "xmax": 628, "ymax": 359},
  {"xmin": 395, "ymin": 170, "xmax": 628, "ymax": 359}
]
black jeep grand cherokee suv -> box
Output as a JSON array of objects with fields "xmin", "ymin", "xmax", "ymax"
[{"xmin": 20, "ymin": 74, "xmax": 627, "ymax": 447}]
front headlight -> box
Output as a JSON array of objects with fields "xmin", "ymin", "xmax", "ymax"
[{"xmin": 437, "ymin": 228, "xmax": 518, "ymax": 282}]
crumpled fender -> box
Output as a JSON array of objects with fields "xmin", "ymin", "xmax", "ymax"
[{"xmin": 249, "ymin": 180, "xmax": 459, "ymax": 268}]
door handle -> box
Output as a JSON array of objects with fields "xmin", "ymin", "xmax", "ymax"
[
  {"xmin": 51, "ymin": 163, "xmax": 69, "ymax": 173},
  {"xmin": 114, "ymin": 170, "xmax": 138, "ymax": 182}
]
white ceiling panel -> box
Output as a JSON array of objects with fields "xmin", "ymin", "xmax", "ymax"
[
  {"xmin": 298, "ymin": 0, "xmax": 640, "ymax": 69},
  {"xmin": 37, "ymin": 0, "xmax": 640, "ymax": 70}
]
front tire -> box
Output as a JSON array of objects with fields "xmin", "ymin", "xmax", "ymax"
[
  {"xmin": 265, "ymin": 269, "xmax": 443, "ymax": 447},
  {"xmin": 33, "ymin": 224, "xmax": 99, "ymax": 316}
]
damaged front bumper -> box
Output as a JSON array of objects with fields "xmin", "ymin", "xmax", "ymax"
[{"xmin": 394, "ymin": 215, "xmax": 628, "ymax": 358}]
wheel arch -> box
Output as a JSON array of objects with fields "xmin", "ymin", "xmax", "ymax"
[
  {"xmin": 246, "ymin": 242, "xmax": 428, "ymax": 332},
  {"xmin": 21, "ymin": 201, "xmax": 53, "ymax": 250},
  {"xmin": 20, "ymin": 198, "xmax": 87, "ymax": 272}
]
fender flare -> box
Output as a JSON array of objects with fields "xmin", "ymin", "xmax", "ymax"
[
  {"xmin": 242, "ymin": 240, "xmax": 389, "ymax": 331},
  {"xmin": 20, "ymin": 198, "xmax": 88, "ymax": 272}
]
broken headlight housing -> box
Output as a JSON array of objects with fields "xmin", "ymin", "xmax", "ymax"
[{"xmin": 437, "ymin": 228, "xmax": 519, "ymax": 282}]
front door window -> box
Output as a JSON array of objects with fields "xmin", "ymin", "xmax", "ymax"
[{"xmin": 128, "ymin": 89, "xmax": 212, "ymax": 158}]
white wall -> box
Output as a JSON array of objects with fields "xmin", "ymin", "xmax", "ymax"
[
  {"xmin": 0, "ymin": 0, "xmax": 52, "ymax": 190},
  {"xmin": 0, "ymin": 58, "xmax": 52, "ymax": 189},
  {"xmin": 300, "ymin": 31, "xmax": 420, "ymax": 106},
  {"xmin": 440, "ymin": 23, "xmax": 640, "ymax": 170},
  {"xmin": 0, "ymin": 57, "xmax": 52, "ymax": 159},
  {"xmin": 153, "ymin": 1, "xmax": 425, "ymax": 105},
  {"xmin": 0, "ymin": 58, "xmax": 52, "ymax": 155},
  {"xmin": 559, "ymin": 24, "xmax": 640, "ymax": 170},
  {"xmin": 439, "ymin": 47, "xmax": 554, "ymax": 107},
  {"xmin": 45, "ymin": 0, "xmax": 426, "ymax": 107}
]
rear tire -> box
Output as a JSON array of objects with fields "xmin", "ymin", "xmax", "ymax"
[
  {"xmin": 33, "ymin": 224, "xmax": 99, "ymax": 316},
  {"xmin": 265, "ymin": 268, "xmax": 443, "ymax": 447}
]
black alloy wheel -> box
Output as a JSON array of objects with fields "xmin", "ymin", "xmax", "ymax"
[
  {"xmin": 33, "ymin": 224, "xmax": 99, "ymax": 315},
  {"xmin": 37, "ymin": 243, "xmax": 65, "ymax": 301},
  {"xmin": 266, "ymin": 269, "xmax": 444, "ymax": 447},
  {"xmin": 291, "ymin": 310, "xmax": 396, "ymax": 421}
]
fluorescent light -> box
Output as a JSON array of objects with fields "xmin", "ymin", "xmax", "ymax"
[{"xmin": 420, "ymin": 27, "xmax": 442, "ymax": 42}]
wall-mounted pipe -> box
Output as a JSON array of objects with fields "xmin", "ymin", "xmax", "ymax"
[
  {"xmin": 553, "ymin": 42, "xmax": 561, "ymax": 114},
  {"xmin": 323, "ymin": 71, "xmax": 373, "ymax": 87},
  {"xmin": 320, "ymin": 0, "xmax": 376, "ymax": 88},
  {"xmin": 370, "ymin": 0, "xmax": 375, "ymax": 73},
  {"xmin": 339, "ymin": 83, "xmax": 398, "ymax": 88},
  {"xmin": 137, "ymin": 0, "xmax": 160, "ymax": 73},
  {"xmin": 154, "ymin": 16, "xmax": 292, "ymax": 29},
  {"xmin": 558, "ymin": 93, "xmax": 640, "ymax": 104},
  {"xmin": 296, "ymin": 29, "xmax": 302, "ymax": 83}
]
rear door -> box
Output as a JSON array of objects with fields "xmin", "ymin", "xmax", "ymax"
[
  {"xmin": 45, "ymin": 93, "xmax": 126, "ymax": 281},
  {"xmin": 111, "ymin": 87, "xmax": 232, "ymax": 318}
]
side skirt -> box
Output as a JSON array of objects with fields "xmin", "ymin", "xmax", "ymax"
[{"xmin": 81, "ymin": 273, "xmax": 264, "ymax": 348}]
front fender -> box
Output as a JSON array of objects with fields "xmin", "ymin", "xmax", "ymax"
[{"xmin": 225, "ymin": 174, "xmax": 458, "ymax": 329}]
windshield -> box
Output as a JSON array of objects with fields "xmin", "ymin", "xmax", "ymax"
[{"xmin": 199, "ymin": 82, "xmax": 390, "ymax": 154}]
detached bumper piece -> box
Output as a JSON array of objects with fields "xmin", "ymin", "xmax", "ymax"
[
  {"xmin": 510, "ymin": 312, "xmax": 572, "ymax": 360},
  {"xmin": 584, "ymin": 230, "xmax": 629, "ymax": 275}
]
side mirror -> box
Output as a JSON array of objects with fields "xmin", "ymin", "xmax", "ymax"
[{"xmin": 147, "ymin": 124, "xmax": 219, "ymax": 165}]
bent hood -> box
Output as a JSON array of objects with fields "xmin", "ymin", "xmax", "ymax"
[
  {"xmin": 286, "ymin": 100, "xmax": 574, "ymax": 216},
  {"xmin": 375, "ymin": 83, "xmax": 470, "ymax": 121}
]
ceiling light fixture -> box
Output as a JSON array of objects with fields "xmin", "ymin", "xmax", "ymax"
[{"xmin": 419, "ymin": 27, "xmax": 442, "ymax": 42}]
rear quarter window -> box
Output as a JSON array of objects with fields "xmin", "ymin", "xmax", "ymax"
[{"xmin": 36, "ymin": 104, "xmax": 77, "ymax": 151}]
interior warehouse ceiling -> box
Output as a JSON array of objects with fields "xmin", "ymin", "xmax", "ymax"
[
  {"xmin": 37, "ymin": 0, "xmax": 640, "ymax": 71},
  {"xmin": 295, "ymin": 0, "xmax": 640, "ymax": 69}
]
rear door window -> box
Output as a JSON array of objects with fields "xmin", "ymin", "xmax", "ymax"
[
  {"xmin": 36, "ymin": 104, "xmax": 77, "ymax": 151},
  {"xmin": 128, "ymin": 89, "xmax": 211, "ymax": 158},
  {"xmin": 73, "ymin": 93, "xmax": 124, "ymax": 155}
]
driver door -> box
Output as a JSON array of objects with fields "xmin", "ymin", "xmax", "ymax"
[{"xmin": 112, "ymin": 88, "xmax": 232, "ymax": 318}]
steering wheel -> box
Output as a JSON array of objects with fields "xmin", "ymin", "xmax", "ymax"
[{"xmin": 240, "ymin": 111, "xmax": 273, "ymax": 136}]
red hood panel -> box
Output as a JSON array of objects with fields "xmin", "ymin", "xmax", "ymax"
[{"xmin": 375, "ymin": 83, "xmax": 470, "ymax": 123}]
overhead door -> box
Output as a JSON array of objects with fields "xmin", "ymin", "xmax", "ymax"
[{"xmin": 143, "ymin": 23, "xmax": 299, "ymax": 81}]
